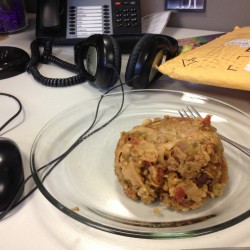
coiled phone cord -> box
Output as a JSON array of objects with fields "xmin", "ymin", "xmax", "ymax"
[{"xmin": 26, "ymin": 39, "xmax": 86, "ymax": 87}]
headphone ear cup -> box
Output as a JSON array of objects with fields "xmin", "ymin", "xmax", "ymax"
[
  {"xmin": 125, "ymin": 34, "xmax": 158, "ymax": 89},
  {"xmin": 75, "ymin": 34, "xmax": 121, "ymax": 89},
  {"xmin": 125, "ymin": 34, "xmax": 178, "ymax": 89},
  {"xmin": 92, "ymin": 34, "xmax": 121, "ymax": 89},
  {"xmin": 107, "ymin": 35, "xmax": 121, "ymax": 87}
]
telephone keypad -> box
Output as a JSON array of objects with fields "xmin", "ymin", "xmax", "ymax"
[{"xmin": 112, "ymin": 0, "xmax": 141, "ymax": 34}]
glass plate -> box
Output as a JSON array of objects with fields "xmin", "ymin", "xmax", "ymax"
[{"xmin": 30, "ymin": 89, "xmax": 250, "ymax": 238}]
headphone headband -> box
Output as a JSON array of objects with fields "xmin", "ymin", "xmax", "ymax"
[{"xmin": 75, "ymin": 34, "xmax": 178, "ymax": 56}]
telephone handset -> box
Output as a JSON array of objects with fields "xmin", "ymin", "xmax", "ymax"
[
  {"xmin": 36, "ymin": 0, "xmax": 142, "ymax": 45},
  {"xmin": 39, "ymin": 0, "xmax": 60, "ymax": 29}
]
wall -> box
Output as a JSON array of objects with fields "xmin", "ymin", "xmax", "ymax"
[
  {"xmin": 24, "ymin": 0, "xmax": 250, "ymax": 32},
  {"xmin": 141, "ymin": 0, "xmax": 250, "ymax": 31}
]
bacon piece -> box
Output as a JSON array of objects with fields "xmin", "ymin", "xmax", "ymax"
[{"xmin": 201, "ymin": 115, "xmax": 211, "ymax": 125}]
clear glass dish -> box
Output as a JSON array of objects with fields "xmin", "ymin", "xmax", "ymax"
[{"xmin": 30, "ymin": 89, "xmax": 250, "ymax": 238}]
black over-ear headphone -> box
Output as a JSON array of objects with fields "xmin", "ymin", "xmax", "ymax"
[{"xmin": 74, "ymin": 34, "xmax": 178, "ymax": 89}]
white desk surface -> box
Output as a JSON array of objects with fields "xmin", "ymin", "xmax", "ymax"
[{"xmin": 0, "ymin": 15, "xmax": 250, "ymax": 250}]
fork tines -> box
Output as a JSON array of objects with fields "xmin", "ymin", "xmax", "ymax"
[{"xmin": 179, "ymin": 106, "xmax": 201, "ymax": 119}]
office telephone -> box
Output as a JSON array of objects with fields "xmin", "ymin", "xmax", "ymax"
[
  {"xmin": 36, "ymin": 0, "xmax": 142, "ymax": 45},
  {"xmin": 30, "ymin": 0, "xmax": 178, "ymax": 88}
]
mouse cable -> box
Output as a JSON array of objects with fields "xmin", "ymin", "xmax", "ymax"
[
  {"xmin": 1, "ymin": 66, "xmax": 138, "ymax": 220},
  {"xmin": 0, "ymin": 93, "xmax": 22, "ymax": 132}
]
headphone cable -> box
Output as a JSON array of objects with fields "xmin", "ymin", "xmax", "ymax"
[{"xmin": 0, "ymin": 67, "xmax": 138, "ymax": 220}]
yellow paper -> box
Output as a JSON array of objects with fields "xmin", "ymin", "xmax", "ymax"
[{"xmin": 158, "ymin": 26, "xmax": 250, "ymax": 91}]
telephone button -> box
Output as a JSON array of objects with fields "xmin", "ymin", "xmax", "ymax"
[
  {"xmin": 131, "ymin": 22, "xmax": 138, "ymax": 27},
  {"xmin": 129, "ymin": 1, "xmax": 137, "ymax": 4},
  {"xmin": 115, "ymin": 2, "xmax": 122, "ymax": 6},
  {"xmin": 104, "ymin": 23, "xmax": 110, "ymax": 27}
]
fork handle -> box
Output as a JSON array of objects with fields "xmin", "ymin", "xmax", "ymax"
[{"xmin": 219, "ymin": 134, "xmax": 250, "ymax": 157}]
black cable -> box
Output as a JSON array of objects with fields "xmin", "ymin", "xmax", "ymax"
[
  {"xmin": 0, "ymin": 66, "xmax": 137, "ymax": 220},
  {"xmin": 0, "ymin": 93, "xmax": 22, "ymax": 132},
  {"xmin": 38, "ymin": 63, "xmax": 128, "ymax": 182},
  {"xmin": 26, "ymin": 39, "xmax": 86, "ymax": 87},
  {"xmin": 26, "ymin": 65, "xmax": 86, "ymax": 87},
  {"xmin": 40, "ymin": 77, "xmax": 126, "ymax": 182}
]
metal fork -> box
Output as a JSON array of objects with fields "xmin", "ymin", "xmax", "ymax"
[{"xmin": 179, "ymin": 106, "xmax": 250, "ymax": 157}]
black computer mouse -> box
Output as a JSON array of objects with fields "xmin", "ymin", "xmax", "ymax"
[
  {"xmin": 0, "ymin": 137, "xmax": 24, "ymax": 212},
  {"xmin": 0, "ymin": 46, "xmax": 30, "ymax": 80}
]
